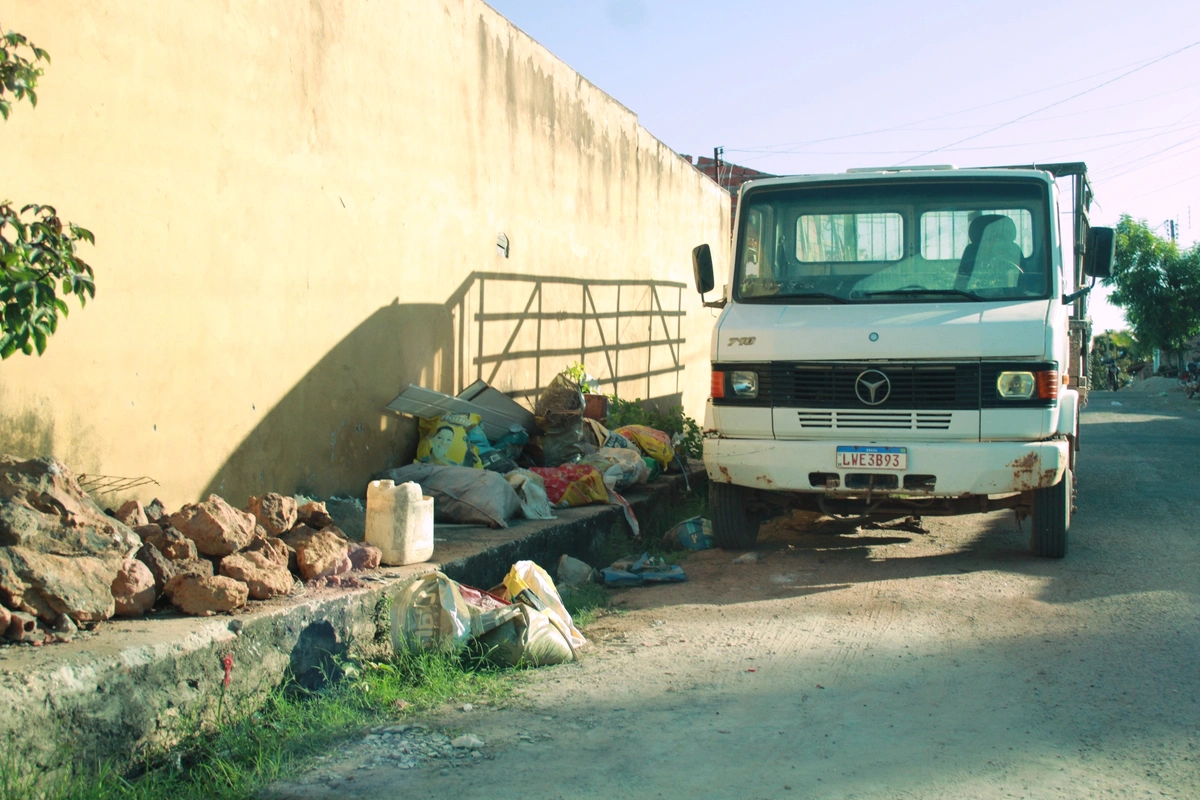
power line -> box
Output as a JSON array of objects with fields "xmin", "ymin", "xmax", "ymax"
[
  {"xmin": 1095, "ymin": 102, "xmax": 1200, "ymax": 173},
  {"xmin": 727, "ymin": 47, "xmax": 1192, "ymax": 154},
  {"xmin": 894, "ymin": 39, "xmax": 1200, "ymax": 166},
  {"xmin": 1103, "ymin": 136, "xmax": 1200, "ymax": 182},
  {"xmin": 727, "ymin": 92, "xmax": 1200, "ymax": 150},
  {"xmin": 1012, "ymin": 79, "xmax": 1200, "ymax": 124}
]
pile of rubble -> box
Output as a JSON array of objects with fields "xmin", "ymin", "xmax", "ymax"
[{"xmin": 1, "ymin": 455, "xmax": 383, "ymax": 645}]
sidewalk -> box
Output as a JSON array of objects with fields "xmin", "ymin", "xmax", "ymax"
[{"xmin": 0, "ymin": 468, "xmax": 701, "ymax": 771}]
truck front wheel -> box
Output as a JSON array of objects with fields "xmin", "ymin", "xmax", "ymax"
[
  {"xmin": 1030, "ymin": 466, "xmax": 1071, "ymax": 558},
  {"xmin": 709, "ymin": 482, "xmax": 761, "ymax": 549}
]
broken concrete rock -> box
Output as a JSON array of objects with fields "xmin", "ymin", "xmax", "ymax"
[
  {"xmin": 244, "ymin": 535, "xmax": 290, "ymax": 569},
  {"xmin": 348, "ymin": 542, "xmax": 382, "ymax": 571},
  {"xmin": 5, "ymin": 609, "xmax": 39, "ymax": 642},
  {"xmin": 295, "ymin": 500, "xmax": 333, "ymax": 530},
  {"xmin": 0, "ymin": 603, "xmax": 9, "ymax": 634},
  {"xmin": 114, "ymin": 500, "xmax": 149, "ymax": 528},
  {"xmin": 135, "ymin": 524, "xmax": 198, "ymax": 562},
  {"xmin": 53, "ymin": 612, "xmax": 78, "ymax": 635},
  {"xmin": 164, "ymin": 574, "xmax": 247, "ymax": 616},
  {"xmin": 135, "ymin": 544, "xmax": 176, "ymax": 594},
  {"xmin": 173, "ymin": 558, "xmax": 214, "ymax": 580},
  {"xmin": 296, "ymin": 530, "xmax": 351, "ymax": 582},
  {"xmin": 280, "ymin": 523, "xmax": 319, "ymax": 550},
  {"xmin": 168, "ymin": 495, "xmax": 255, "ymax": 557},
  {"xmin": 280, "ymin": 523, "xmax": 350, "ymax": 550},
  {"xmin": 112, "ymin": 558, "xmax": 156, "ymax": 617},
  {"xmin": 246, "ymin": 493, "xmax": 298, "ymax": 536},
  {"xmin": 219, "ymin": 551, "xmax": 293, "ymax": 600},
  {"xmin": 0, "ymin": 456, "xmax": 140, "ymax": 624},
  {"xmin": 144, "ymin": 498, "xmax": 167, "ymax": 522},
  {"xmin": 0, "ymin": 550, "xmax": 119, "ymax": 623}
]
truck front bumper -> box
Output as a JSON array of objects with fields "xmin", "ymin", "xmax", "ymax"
[{"xmin": 704, "ymin": 437, "xmax": 1067, "ymax": 496}]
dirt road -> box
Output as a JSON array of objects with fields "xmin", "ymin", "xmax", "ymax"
[{"xmin": 270, "ymin": 388, "xmax": 1200, "ymax": 799}]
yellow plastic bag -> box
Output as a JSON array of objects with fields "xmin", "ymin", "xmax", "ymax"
[
  {"xmin": 476, "ymin": 605, "xmax": 576, "ymax": 666},
  {"xmin": 415, "ymin": 413, "xmax": 482, "ymax": 468},
  {"xmin": 613, "ymin": 424, "xmax": 675, "ymax": 469},
  {"xmin": 500, "ymin": 560, "xmax": 586, "ymax": 651}
]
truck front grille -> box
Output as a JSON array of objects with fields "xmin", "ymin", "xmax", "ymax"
[
  {"xmin": 770, "ymin": 362, "xmax": 980, "ymax": 410},
  {"xmin": 796, "ymin": 410, "xmax": 954, "ymax": 429},
  {"xmin": 714, "ymin": 360, "xmax": 1057, "ymax": 410}
]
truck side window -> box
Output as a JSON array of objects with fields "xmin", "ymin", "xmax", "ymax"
[
  {"xmin": 739, "ymin": 204, "xmax": 779, "ymax": 297},
  {"xmin": 920, "ymin": 209, "xmax": 1034, "ymax": 260},
  {"xmin": 795, "ymin": 213, "xmax": 903, "ymax": 263},
  {"xmin": 743, "ymin": 209, "xmax": 764, "ymax": 278}
]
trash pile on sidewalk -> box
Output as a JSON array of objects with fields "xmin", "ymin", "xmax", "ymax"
[
  {"xmin": 0, "ymin": 370, "xmax": 692, "ymax": 645},
  {"xmin": 392, "ymin": 561, "xmax": 585, "ymax": 666},
  {"xmin": 383, "ymin": 370, "xmax": 692, "ymax": 536},
  {"xmin": 0, "ymin": 455, "xmax": 388, "ymax": 642}
]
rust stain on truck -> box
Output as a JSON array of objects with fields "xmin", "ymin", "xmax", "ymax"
[{"xmin": 1009, "ymin": 451, "xmax": 1043, "ymax": 491}]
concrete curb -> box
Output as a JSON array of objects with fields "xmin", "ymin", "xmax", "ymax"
[{"xmin": 0, "ymin": 468, "xmax": 702, "ymax": 770}]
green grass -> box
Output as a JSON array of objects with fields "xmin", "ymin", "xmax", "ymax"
[
  {"xmin": 3, "ymin": 647, "xmax": 517, "ymax": 800},
  {"xmin": 559, "ymin": 581, "xmax": 611, "ymax": 627}
]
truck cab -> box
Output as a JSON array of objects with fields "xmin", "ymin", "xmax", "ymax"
[{"xmin": 692, "ymin": 163, "xmax": 1114, "ymax": 558}]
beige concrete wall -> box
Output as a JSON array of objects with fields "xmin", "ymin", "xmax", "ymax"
[{"xmin": 0, "ymin": 0, "xmax": 729, "ymax": 507}]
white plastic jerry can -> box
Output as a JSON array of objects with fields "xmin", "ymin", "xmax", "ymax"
[{"xmin": 365, "ymin": 479, "xmax": 434, "ymax": 566}]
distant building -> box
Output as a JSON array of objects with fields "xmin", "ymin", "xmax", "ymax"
[{"xmin": 680, "ymin": 154, "xmax": 774, "ymax": 231}]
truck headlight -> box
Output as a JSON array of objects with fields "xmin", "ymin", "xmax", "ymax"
[
  {"xmin": 730, "ymin": 370, "xmax": 758, "ymax": 398},
  {"xmin": 996, "ymin": 371, "xmax": 1035, "ymax": 399}
]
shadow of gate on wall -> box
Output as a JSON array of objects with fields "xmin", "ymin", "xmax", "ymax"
[
  {"xmin": 445, "ymin": 271, "xmax": 687, "ymax": 407},
  {"xmin": 200, "ymin": 270, "xmax": 690, "ymax": 502}
]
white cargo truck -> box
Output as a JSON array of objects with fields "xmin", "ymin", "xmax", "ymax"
[{"xmin": 691, "ymin": 163, "xmax": 1114, "ymax": 558}]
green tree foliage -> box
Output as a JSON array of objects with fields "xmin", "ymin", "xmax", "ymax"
[
  {"xmin": 1090, "ymin": 329, "xmax": 1147, "ymax": 388},
  {"xmin": 0, "ymin": 28, "xmax": 48, "ymax": 119},
  {"xmin": 1106, "ymin": 215, "xmax": 1200, "ymax": 358},
  {"xmin": 1, "ymin": 25, "xmax": 95, "ymax": 359}
]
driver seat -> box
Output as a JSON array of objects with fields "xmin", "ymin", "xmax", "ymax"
[{"xmin": 955, "ymin": 215, "xmax": 1023, "ymax": 290}]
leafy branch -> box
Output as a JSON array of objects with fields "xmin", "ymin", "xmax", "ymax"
[
  {"xmin": 0, "ymin": 27, "xmax": 49, "ymax": 120},
  {"xmin": 0, "ymin": 203, "xmax": 94, "ymax": 357},
  {"xmin": 2, "ymin": 26, "xmax": 95, "ymax": 359}
]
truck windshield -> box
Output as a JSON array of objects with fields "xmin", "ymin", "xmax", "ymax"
[{"xmin": 735, "ymin": 180, "xmax": 1051, "ymax": 304}]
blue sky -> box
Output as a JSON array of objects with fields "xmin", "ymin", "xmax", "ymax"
[{"xmin": 486, "ymin": 1, "xmax": 1200, "ymax": 332}]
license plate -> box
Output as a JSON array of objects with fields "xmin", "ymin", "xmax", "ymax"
[{"xmin": 836, "ymin": 446, "xmax": 907, "ymax": 471}]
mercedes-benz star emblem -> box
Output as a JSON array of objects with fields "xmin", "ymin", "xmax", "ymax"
[{"xmin": 855, "ymin": 369, "xmax": 891, "ymax": 406}]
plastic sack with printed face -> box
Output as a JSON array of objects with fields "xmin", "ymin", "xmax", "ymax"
[{"xmin": 415, "ymin": 413, "xmax": 482, "ymax": 468}]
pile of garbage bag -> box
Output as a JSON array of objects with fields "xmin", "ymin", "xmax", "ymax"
[
  {"xmin": 392, "ymin": 560, "xmax": 585, "ymax": 667},
  {"xmin": 392, "ymin": 550, "xmax": 694, "ymax": 667},
  {"xmin": 383, "ymin": 369, "xmax": 686, "ymax": 531}
]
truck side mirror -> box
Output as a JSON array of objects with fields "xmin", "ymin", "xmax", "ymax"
[
  {"xmin": 692, "ymin": 243, "xmax": 715, "ymax": 295},
  {"xmin": 1084, "ymin": 227, "xmax": 1115, "ymax": 279}
]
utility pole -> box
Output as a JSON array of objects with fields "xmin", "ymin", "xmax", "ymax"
[
  {"xmin": 1168, "ymin": 219, "xmax": 1177, "ymax": 244},
  {"xmin": 713, "ymin": 146, "xmax": 724, "ymax": 189}
]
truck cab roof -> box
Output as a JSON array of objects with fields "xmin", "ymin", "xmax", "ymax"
[{"xmin": 737, "ymin": 164, "xmax": 1065, "ymax": 196}]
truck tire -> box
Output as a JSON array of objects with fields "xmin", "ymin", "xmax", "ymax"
[
  {"xmin": 709, "ymin": 481, "xmax": 760, "ymax": 549},
  {"xmin": 1030, "ymin": 466, "xmax": 1071, "ymax": 558}
]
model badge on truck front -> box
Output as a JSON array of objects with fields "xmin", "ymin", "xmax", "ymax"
[{"xmin": 727, "ymin": 337, "xmax": 756, "ymax": 346}]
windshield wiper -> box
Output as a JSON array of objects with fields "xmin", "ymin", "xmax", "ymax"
[
  {"xmin": 862, "ymin": 288, "xmax": 985, "ymax": 302},
  {"xmin": 754, "ymin": 291, "xmax": 848, "ymax": 305}
]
